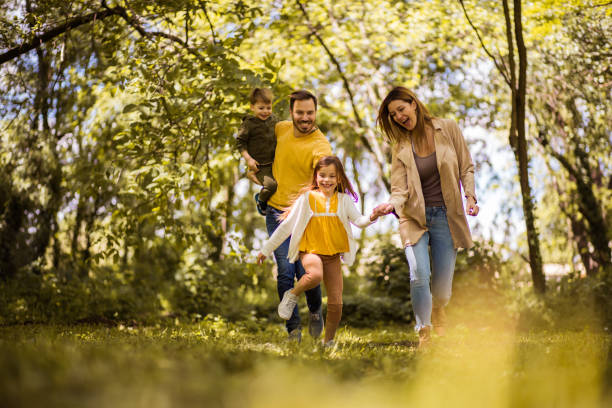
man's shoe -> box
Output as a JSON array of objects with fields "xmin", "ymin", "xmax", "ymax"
[
  {"xmin": 288, "ymin": 328, "xmax": 302, "ymax": 343},
  {"xmin": 254, "ymin": 193, "xmax": 266, "ymax": 216},
  {"xmin": 308, "ymin": 307, "xmax": 324, "ymax": 339},
  {"xmin": 278, "ymin": 290, "xmax": 298, "ymax": 320},
  {"xmin": 432, "ymin": 306, "xmax": 447, "ymax": 336}
]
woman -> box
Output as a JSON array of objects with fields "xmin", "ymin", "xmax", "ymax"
[{"xmin": 373, "ymin": 86, "xmax": 479, "ymax": 348}]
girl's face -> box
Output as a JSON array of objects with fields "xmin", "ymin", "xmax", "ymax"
[
  {"xmin": 316, "ymin": 164, "xmax": 338, "ymax": 196},
  {"xmin": 388, "ymin": 99, "xmax": 417, "ymax": 131}
]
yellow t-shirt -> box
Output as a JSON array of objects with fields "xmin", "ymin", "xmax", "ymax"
[
  {"xmin": 299, "ymin": 192, "xmax": 349, "ymax": 255},
  {"xmin": 268, "ymin": 121, "xmax": 332, "ymax": 210}
]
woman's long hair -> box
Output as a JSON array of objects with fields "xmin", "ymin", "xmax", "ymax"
[
  {"xmin": 278, "ymin": 156, "xmax": 358, "ymax": 220},
  {"xmin": 376, "ymin": 86, "xmax": 434, "ymax": 151}
]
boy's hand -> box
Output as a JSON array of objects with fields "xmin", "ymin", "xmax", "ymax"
[
  {"xmin": 246, "ymin": 157, "xmax": 260, "ymax": 172},
  {"xmin": 257, "ymin": 252, "xmax": 266, "ymax": 264}
]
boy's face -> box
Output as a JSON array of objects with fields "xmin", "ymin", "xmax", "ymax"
[{"xmin": 251, "ymin": 100, "xmax": 272, "ymax": 121}]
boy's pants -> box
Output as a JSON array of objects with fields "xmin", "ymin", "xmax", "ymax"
[{"xmin": 254, "ymin": 164, "xmax": 277, "ymax": 204}]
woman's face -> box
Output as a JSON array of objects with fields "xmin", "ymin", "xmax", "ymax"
[{"xmin": 388, "ymin": 99, "xmax": 417, "ymax": 131}]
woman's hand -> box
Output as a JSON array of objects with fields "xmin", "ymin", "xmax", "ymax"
[
  {"xmin": 466, "ymin": 197, "xmax": 479, "ymax": 216},
  {"xmin": 373, "ymin": 203, "xmax": 395, "ymax": 218},
  {"xmin": 257, "ymin": 252, "xmax": 266, "ymax": 264}
]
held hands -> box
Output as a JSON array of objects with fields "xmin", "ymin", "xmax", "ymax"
[
  {"xmin": 372, "ymin": 203, "xmax": 395, "ymax": 219},
  {"xmin": 256, "ymin": 252, "xmax": 266, "ymax": 264},
  {"xmin": 466, "ymin": 197, "xmax": 479, "ymax": 216}
]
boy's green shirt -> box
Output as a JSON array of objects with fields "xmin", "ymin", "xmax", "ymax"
[{"xmin": 235, "ymin": 114, "xmax": 278, "ymax": 165}]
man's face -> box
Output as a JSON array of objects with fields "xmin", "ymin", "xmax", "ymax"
[{"xmin": 290, "ymin": 99, "xmax": 317, "ymax": 134}]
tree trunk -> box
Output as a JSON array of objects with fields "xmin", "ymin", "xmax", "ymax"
[{"xmin": 513, "ymin": 0, "xmax": 545, "ymax": 293}]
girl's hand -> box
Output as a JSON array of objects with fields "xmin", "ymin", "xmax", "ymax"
[
  {"xmin": 373, "ymin": 203, "xmax": 395, "ymax": 217},
  {"xmin": 466, "ymin": 197, "xmax": 479, "ymax": 216},
  {"xmin": 369, "ymin": 212, "xmax": 379, "ymax": 222},
  {"xmin": 257, "ymin": 252, "xmax": 266, "ymax": 264}
]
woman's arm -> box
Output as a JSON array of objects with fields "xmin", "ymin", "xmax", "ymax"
[
  {"xmin": 449, "ymin": 120, "xmax": 476, "ymax": 202},
  {"xmin": 387, "ymin": 147, "xmax": 411, "ymax": 217},
  {"xmin": 449, "ymin": 120, "xmax": 479, "ymax": 216}
]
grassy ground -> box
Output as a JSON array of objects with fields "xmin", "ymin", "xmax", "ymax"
[{"xmin": 0, "ymin": 316, "xmax": 610, "ymax": 408}]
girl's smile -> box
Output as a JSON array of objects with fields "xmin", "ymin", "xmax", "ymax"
[{"xmin": 316, "ymin": 164, "xmax": 338, "ymax": 197}]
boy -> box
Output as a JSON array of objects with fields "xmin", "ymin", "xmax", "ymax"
[{"xmin": 236, "ymin": 88, "xmax": 279, "ymax": 215}]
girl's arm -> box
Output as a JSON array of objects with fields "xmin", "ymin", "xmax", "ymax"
[
  {"xmin": 259, "ymin": 194, "xmax": 306, "ymax": 258},
  {"xmin": 344, "ymin": 195, "xmax": 377, "ymax": 228}
]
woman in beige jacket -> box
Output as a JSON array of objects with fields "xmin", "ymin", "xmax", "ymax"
[{"xmin": 373, "ymin": 87, "xmax": 479, "ymax": 347}]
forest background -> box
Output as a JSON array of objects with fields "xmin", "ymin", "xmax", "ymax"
[
  {"xmin": 1, "ymin": 1, "xmax": 611, "ymax": 407},
  {"xmin": 0, "ymin": 0, "xmax": 610, "ymax": 331}
]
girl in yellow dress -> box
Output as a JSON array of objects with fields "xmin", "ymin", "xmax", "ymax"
[{"xmin": 257, "ymin": 156, "xmax": 380, "ymax": 346}]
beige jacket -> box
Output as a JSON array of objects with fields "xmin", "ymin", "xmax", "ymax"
[{"xmin": 388, "ymin": 118, "xmax": 476, "ymax": 249}]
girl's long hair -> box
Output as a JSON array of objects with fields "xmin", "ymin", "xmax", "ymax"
[
  {"xmin": 376, "ymin": 86, "xmax": 435, "ymax": 152},
  {"xmin": 278, "ymin": 156, "xmax": 358, "ymax": 220}
]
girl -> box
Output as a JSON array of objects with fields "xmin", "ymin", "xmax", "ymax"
[
  {"xmin": 257, "ymin": 156, "xmax": 380, "ymax": 346},
  {"xmin": 373, "ymin": 86, "xmax": 479, "ymax": 348}
]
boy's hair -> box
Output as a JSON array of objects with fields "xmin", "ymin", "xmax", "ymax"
[
  {"xmin": 278, "ymin": 156, "xmax": 358, "ymax": 220},
  {"xmin": 289, "ymin": 89, "xmax": 317, "ymax": 111},
  {"xmin": 250, "ymin": 88, "xmax": 274, "ymax": 105}
]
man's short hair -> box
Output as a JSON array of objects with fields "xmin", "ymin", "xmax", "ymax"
[
  {"xmin": 250, "ymin": 88, "xmax": 274, "ymax": 104},
  {"xmin": 289, "ymin": 90, "xmax": 317, "ymax": 111}
]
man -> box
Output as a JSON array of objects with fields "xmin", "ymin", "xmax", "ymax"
[{"xmin": 265, "ymin": 90, "xmax": 332, "ymax": 342}]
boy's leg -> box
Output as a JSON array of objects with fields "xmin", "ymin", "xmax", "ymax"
[
  {"xmin": 256, "ymin": 165, "xmax": 277, "ymax": 204},
  {"xmin": 321, "ymin": 254, "xmax": 343, "ymax": 343},
  {"xmin": 266, "ymin": 207, "xmax": 301, "ymax": 333}
]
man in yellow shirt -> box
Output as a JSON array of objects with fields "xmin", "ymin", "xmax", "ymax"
[{"xmin": 265, "ymin": 90, "xmax": 332, "ymax": 342}]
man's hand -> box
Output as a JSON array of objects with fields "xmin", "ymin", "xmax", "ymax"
[
  {"xmin": 247, "ymin": 171, "xmax": 261, "ymax": 185},
  {"xmin": 257, "ymin": 252, "xmax": 266, "ymax": 264},
  {"xmin": 466, "ymin": 196, "xmax": 479, "ymax": 216}
]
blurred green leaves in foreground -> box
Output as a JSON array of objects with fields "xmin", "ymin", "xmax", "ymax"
[{"xmin": 0, "ymin": 319, "xmax": 609, "ymax": 408}]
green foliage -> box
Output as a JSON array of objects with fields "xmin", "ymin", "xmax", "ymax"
[{"xmin": 0, "ymin": 322, "xmax": 608, "ymax": 408}]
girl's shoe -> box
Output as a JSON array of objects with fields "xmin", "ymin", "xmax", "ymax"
[
  {"xmin": 278, "ymin": 290, "xmax": 298, "ymax": 320},
  {"xmin": 322, "ymin": 339, "xmax": 335, "ymax": 348}
]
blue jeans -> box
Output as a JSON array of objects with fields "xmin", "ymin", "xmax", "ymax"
[
  {"xmin": 266, "ymin": 206, "xmax": 322, "ymax": 333},
  {"xmin": 404, "ymin": 206, "xmax": 457, "ymax": 332}
]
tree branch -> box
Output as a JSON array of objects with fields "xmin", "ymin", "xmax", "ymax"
[
  {"xmin": 295, "ymin": 0, "xmax": 390, "ymax": 191},
  {"xmin": 457, "ymin": 0, "xmax": 512, "ymax": 87},
  {"xmin": 0, "ymin": 9, "xmax": 115, "ymax": 65}
]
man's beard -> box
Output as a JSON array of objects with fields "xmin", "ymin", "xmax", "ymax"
[{"xmin": 292, "ymin": 118, "xmax": 316, "ymax": 134}]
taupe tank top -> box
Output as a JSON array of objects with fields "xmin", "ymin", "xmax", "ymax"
[{"xmin": 413, "ymin": 146, "xmax": 445, "ymax": 207}]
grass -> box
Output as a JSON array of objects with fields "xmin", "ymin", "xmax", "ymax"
[{"xmin": 0, "ymin": 315, "xmax": 610, "ymax": 408}]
